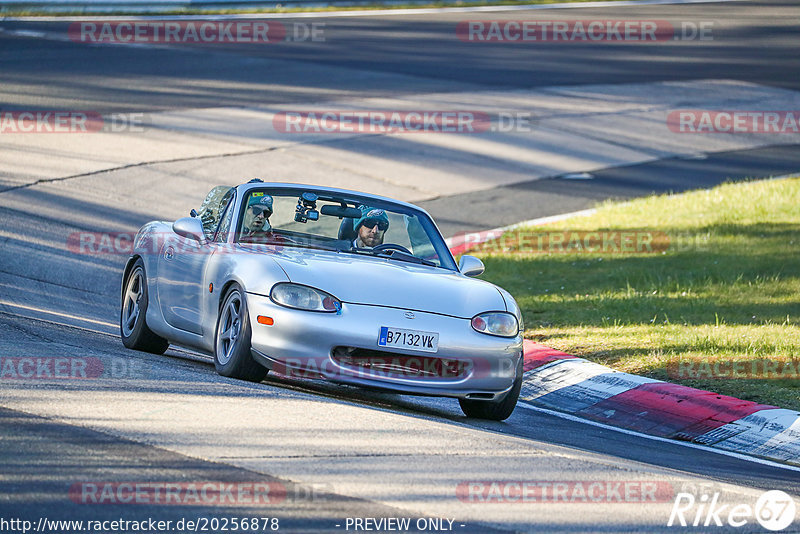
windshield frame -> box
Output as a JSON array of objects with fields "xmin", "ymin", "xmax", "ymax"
[{"xmin": 232, "ymin": 185, "xmax": 458, "ymax": 271}]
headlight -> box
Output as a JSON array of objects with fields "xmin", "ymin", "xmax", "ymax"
[
  {"xmin": 471, "ymin": 312, "xmax": 519, "ymax": 337},
  {"xmin": 270, "ymin": 283, "xmax": 341, "ymax": 313}
]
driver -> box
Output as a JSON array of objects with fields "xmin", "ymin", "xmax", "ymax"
[
  {"xmin": 353, "ymin": 206, "xmax": 389, "ymax": 249},
  {"xmin": 242, "ymin": 193, "xmax": 274, "ymax": 241}
]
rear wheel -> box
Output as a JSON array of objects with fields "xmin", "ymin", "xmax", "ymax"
[
  {"xmin": 120, "ymin": 259, "xmax": 169, "ymax": 354},
  {"xmin": 459, "ymin": 357, "xmax": 523, "ymax": 421},
  {"xmin": 214, "ymin": 284, "xmax": 268, "ymax": 382}
]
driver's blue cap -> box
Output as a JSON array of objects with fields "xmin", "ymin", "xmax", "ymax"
[
  {"xmin": 247, "ymin": 192, "xmax": 273, "ymax": 213},
  {"xmin": 355, "ymin": 206, "xmax": 389, "ymax": 231}
]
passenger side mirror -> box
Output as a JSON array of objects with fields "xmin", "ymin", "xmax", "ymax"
[
  {"xmin": 173, "ymin": 217, "xmax": 205, "ymax": 243},
  {"xmin": 459, "ymin": 255, "xmax": 485, "ymax": 277}
]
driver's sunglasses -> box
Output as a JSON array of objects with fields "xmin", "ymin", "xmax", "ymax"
[
  {"xmin": 249, "ymin": 206, "xmax": 272, "ymax": 217},
  {"xmin": 362, "ymin": 220, "xmax": 388, "ymax": 232}
]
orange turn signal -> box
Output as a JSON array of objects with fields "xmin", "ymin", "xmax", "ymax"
[{"xmin": 257, "ymin": 315, "xmax": 274, "ymax": 326}]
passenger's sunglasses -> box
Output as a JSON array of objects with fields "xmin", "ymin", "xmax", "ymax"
[
  {"xmin": 362, "ymin": 220, "xmax": 388, "ymax": 232},
  {"xmin": 249, "ymin": 206, "xmax": 272, "ymax": 217}
]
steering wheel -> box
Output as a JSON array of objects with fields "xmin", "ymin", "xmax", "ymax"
[{"xmin": 373, "ymin": 243, "xmax": 412, "ymax": 255}]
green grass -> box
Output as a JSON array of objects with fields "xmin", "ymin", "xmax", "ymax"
[
  {"xmin": 0, "ymin": 0, "xmax": 650, "ymax": 17},
  {"xmin": 474, "ymin": 177, "xmax": 800, "ymax": 411}
]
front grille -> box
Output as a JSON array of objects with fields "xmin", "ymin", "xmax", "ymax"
[{"xmin": 332, "ymin": 347, "xmax": 470, "ymax": 380}]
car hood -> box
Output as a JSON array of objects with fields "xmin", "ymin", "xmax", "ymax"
[{"xmin": 267, "ymin": 248, "xmax": 506, "ymax": 319}]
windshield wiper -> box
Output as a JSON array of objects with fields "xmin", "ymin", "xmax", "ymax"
[
  {"xmin": 347, "ymin": 247, "xmax": 436, "ymax": 267},
  {"xmin": 242, "ymin": 236, "xmax": 338, "ymax": 252},
  {"xmin": 285, "ymin": 242, "xmax": 339, "ymax": 252}
]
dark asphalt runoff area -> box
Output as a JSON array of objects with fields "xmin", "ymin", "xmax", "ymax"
[
  {"xmin": 422, "ymin": 143, "xmax": 800, "ymax": 235},
  {"xmin": 2, "ymin": 0, "xmax": 800, "ymax": 111}
]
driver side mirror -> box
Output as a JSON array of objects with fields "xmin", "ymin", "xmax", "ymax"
[
  {"xmin": 173, "ymin": 217, "xmax": 205, "ymax": 243},
  {"xmin": 459, "ymin": 255, "xmax": 485, "ymax": 277}
]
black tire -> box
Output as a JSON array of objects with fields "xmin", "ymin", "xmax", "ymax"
[
  {"xmin": 120, "ymin": 258, "xmax": 169, "ymax": 354},
  {"xmin": 459, "ymin": 357, "xmax": 523, "ymax": 421},
  {"xmin": 214, "ymin": 284, "xmax": 268, "ymax": 382}
]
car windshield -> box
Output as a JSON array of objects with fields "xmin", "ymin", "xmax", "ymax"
[
  {"xmin": 235, "ymin": 188, "xmax": 457, "ymax": 271},
  {"xmin": 198, "ymin": 185, "xmax": 235, "ymax": 239}
]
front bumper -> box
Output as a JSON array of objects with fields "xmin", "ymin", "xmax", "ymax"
[{"xmin": 246, "ymin": 293, "xmax": 523, "ymax": 400}]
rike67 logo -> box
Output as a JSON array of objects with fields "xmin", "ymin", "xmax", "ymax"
[{"xmin": 668, "ymin": 490, "xmax": 796, "ymax": 531}]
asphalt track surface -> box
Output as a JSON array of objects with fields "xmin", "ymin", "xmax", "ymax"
[
  {"xmin": 1, "ymin": 1, "xmax": 800, "ymax": 532},
  {"xmin": 2, "ymin": 0, "xmax": 800, "ymax": 111}
]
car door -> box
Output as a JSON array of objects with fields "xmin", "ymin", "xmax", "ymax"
[
  {"xmin": 157, "ymin": 234, "xmax": 212, "ymax": 335},
  {"xmin": 158, "ymin": 191, "xmax": 235, "ymax": 335}
]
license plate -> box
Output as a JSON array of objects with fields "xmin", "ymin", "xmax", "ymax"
[{"xmin": 378, "ymin": 327, "xmax": 439, "ymax": 353}]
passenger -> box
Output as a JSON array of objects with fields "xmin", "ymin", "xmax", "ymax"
[
  {"xmin": 353, "ymin": 206, "xmax": 389, "ymax": 249},
  {"xmin": 242, "ymin": 193, "xmax": 274, "ymax": 241}
]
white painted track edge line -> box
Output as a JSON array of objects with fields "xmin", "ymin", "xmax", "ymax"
[
  {"xmin": 446, "ymin": 208, "xmax": 596, "ymax": 246},
  {"xmin": 503, "ymin": 208, "xmax": 597, "ymax": 230},
  {"xmin": 517, "ymin": 402, "xmax": 800, "ymax": 473},
  {"xmin": 0, "ymin": 299, "xmax": 117, "ymax": 329},
  {"xmin": 1, "ymin": 0, "xmax": 749, "ymax": 22},
  {"xmin": 447, "ymin": 173, "xmax": 800, "ymax": 243}
]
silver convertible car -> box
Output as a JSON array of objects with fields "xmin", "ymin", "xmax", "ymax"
[{"xmin": 120, "ymin": 180, "xmax": 524, "ymax": 420}]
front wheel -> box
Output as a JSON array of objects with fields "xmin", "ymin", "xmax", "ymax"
[
  {"xmin": 459, "ymin": 357, "xmax": 523, "ymax": 421},
  {"xmin": 120, "ymin": 259, "xmax": 169, "ymax": 354},
  {"xmin": 214, "ymin": 285, "xmax": 268, "ymax": 382}
]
